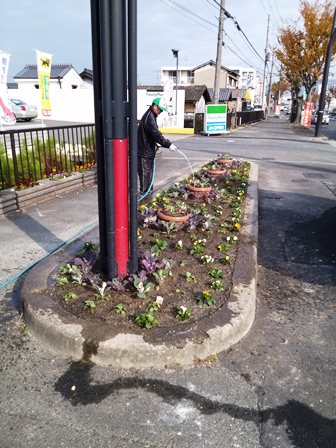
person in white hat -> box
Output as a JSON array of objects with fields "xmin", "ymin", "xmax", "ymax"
[{"xmin": 137, "ymin": 97, "xmax": 177, "ymax": 197}]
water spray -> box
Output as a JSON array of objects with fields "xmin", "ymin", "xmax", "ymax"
[{"xmin": 138, "ymin": 149, "xmax": 196, "ymax": 202}]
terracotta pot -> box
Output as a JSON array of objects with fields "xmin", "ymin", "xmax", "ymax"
[
  {"xmin": 157, "ymin": 208, "xmax": 190, "ymax": 223},
  {"xmin": 217, "ymin": 158, "xmax": 233, "ymax": 166},
  {"xmin": 207, "ymin": 169, "xmax": 226, "ymax": 176},
  {"xmin": 187, "ymin": 184, "xmax": 212, "ymax": 195}
]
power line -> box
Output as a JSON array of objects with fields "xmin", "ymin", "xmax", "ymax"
[
  {"xmin": 159, "ymin": 0, "xmax": 217, "ymax": 32},
  {"xmin": 224, "ymin": 43, "xmax": 264, "ymax": 77},
  {"xmin": 204, "ymin": 0, "xmax": 218, "ymax": 10},
  {"xmin": 274, "ymin": 0, "xmax": 284, "ymax": 23},
  {"xmin": 265, "ymin": 0, "xmax": 281, "ymax": 28},
  {"xmin": 212, "ymin": 0, "xmax": 265, "ymax": 62},
  {"xmin": 165, "ymin": 0, "xmax": 218, "ymax": 29},
  {"xmin": 224, "ymin": 32, "xmax": 263, "ymax": 74},
  {"xmin": 160, "ymin": 0, "xmax": 265, "ymax": 73}
]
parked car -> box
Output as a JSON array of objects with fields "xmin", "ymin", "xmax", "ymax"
[
  {"xmin": 10, "ymin": 98, "xmax": 38, "ymax": 121},
  {"xmin": 311, "ymin": 110, "xmax": 329, "ymax": 125}
]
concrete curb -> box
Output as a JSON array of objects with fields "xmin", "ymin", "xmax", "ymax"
[
  {"xmin": 0, "ymin": 170, "xmax": 97, "ymax": 217},
  {"xmin": 22, "ymin": 163, "xmax": 258, "ymax": 369}
]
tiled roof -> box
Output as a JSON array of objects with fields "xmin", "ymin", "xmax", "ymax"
[
  {"xmin": 79, "ymin": 68, "xmax": 93, "ymax": 81},
  {"xmin": 208, "ymin": 88, "xmax": 247, "ymax": 101},
  {"xmin": 192, "ymin": 60, "xmax": 239, "ymax": 78},
  {"xmin": 208, "ymin": 88, "xmax": 231, "ymax": 102},
  {"xmin": 14, "ymin": 64, "xmax": 75, "ymax": 79},
  {"xmin": 184, "ymin": 85, "xmax": 211, "ymax": 102}
]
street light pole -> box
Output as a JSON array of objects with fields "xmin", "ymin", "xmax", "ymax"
[{"xmin": 172, "ymin": 49, "xmax": 179, "ymax": 116}]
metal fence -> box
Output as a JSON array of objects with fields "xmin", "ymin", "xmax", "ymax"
[{"xmin": 0, "ymin": 123, "xmax": 96, "ymax": 190}]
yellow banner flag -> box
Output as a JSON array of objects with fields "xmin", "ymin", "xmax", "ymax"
[{"xmin": 36, "ymin": 49, "xmax": 52, "ymax": 116}]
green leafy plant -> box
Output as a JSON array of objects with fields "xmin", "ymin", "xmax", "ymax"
[
  {"xmin": 176, "ymin": 306, "xmax": 191, "ymax": 321},
  {"xmin": 197, "ymin": 291, "xmax": 215, "ymax": 307},
  {"xmin": 132, "ymin": 276, "xmax": 155, "ymax": 299},
  {"xmin": 76, "ymin": 241, "xmax": 99, "ymax": 257},
  {"xmin": 190, "ymin": 238, "xmax": 207, "ymax": 255},
  {"xmin": 210, "ymin": 280, "xmax": 225, "ymax": 291},
  {"xmin": 189, "ymin": 176, "xmax": 211, "ymax": 188},
  {"xmin": 161, "ymin": 221, "xmax": 177, "ymax": 235},
  {"xmin": 135, "ymin": 312, "xmax": 160, "ymax": 329},
  {"xmin": 115, "ymin": 303, "xmax": 126, "ymax": 315},
  {"xmin": 84, "ymin": 300, "xmax": 97, "ymax": 310},
  {"xmin": 151, "ymin": 238, "xmax": 168, "ymax": 256},
  {"xmin": 217, "ymin": 243, "xmax": 230, "ymax": 253},
  {"xmin": 185, "ymin": 271, "xmax": 197, "ymax": 283},
  {"xmin": 63, "ymin": 292, "xmax": 78, "ymax": 302},
  {"xmin": 208, "ymin": 268, "xmax": 224, "ymax": 278},
  {"xmin": 58, "ymin": 263, "xmax": 85, "ymax": 285},
  {"xmin": 153, "ymin": 268, "xmax": 171, "ymax": 285},
  {"xmin": 92, "ymin": 281, "xmax": 110, "ymax": 299}
]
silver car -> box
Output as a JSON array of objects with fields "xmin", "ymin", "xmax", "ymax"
[{"xmin": 10, "ymin": 98, "xmax": 38, "ymax": 121}]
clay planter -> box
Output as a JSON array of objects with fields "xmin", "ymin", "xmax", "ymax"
[
  {"xmin": 157, "ymin": 208, "xmax": 190, "ymax": 223},
  {"xmin": 217, "ymin": 158, "xmax": 234, "ymax": 166},
  {"xmin": 207, "ymin": 169, "xmax": 226, "ymax": 177},
  {"xmin": 187, "ymin": 184, "xmax": 212, "ymax": 196}
]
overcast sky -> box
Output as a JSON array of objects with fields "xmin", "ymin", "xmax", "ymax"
[{"xmin": 2, "ymin": 0, "xmax": 307, "ymax": 83}]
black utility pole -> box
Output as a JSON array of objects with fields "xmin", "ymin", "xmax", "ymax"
[
  {"xmin": 214, "ymin": 0, "xmax": 225, "ymax": 104},
  {"xmin": 315, "ymin": 7, "xmax": 336, "ymax": 137},
  {"xmin": 90, "ymin": 0, "xmax": 107, "ymax": 270},
  {"xmin": 90, "ymin": 0, "xmax": 138, "ymax": 277}
]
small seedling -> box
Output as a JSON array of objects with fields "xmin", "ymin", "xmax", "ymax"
[
  {"xmin": 208, "ymin": 268, "xmax": 224, "ymax": 279},
  {"xmin": 176, "ymin": 306, "xmax": 191, "ymax": 321},
  {"xmin": 197, "ymin": 291, "xmax": 215, "ymax": 307},
  {"xmin": 63, "ymin": 292, "xmax": 78, "ymax": 302},
  {"xmin": 135, "ymin": 312, "xmax": 160, "ymax": 329},
  {"xmin": 210, "ymin": 280, "xmax": 225, "ymax": 291},
  {"xmin": 185, "ymin": 272, "xmax": 197, "ymax": 283},
  {"xmin": 84, "ymin": 300, "xmax": 97, "ymax": 310},
  {"xmin": 151, "ymin": 238, "xmax": 168, "ymax": 256},
  {"xmin": 115, "ymin": 303, "xmax": 126, "ymax": 315}
]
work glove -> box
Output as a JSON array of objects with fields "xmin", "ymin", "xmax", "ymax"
[{"xmin": 169, "ymin": 144, "xmax": 177, "ymax": 152}]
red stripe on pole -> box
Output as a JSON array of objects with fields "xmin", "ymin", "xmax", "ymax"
[{"xmin": 113, "ymin": 138, "xmax": 129, "ymax": 275}]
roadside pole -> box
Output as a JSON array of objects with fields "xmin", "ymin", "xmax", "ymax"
[
  {"xmin": 214, "ymin": 0, "xmax": 225, "ymax": 104},
  {"xmin": 90, "ymin": 0, "xmax": 138, "ymax": 277},
  {"xmin": 315, "ymin": 7, "xmax": 336, "ymax": 137}
]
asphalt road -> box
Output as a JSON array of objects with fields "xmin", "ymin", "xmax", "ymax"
[
  {"xmin": 0, "ymin": 117, "xmax": 335, "ymax": 447},
  {"xmin": 312, "ymin": 114, "xmax": 336, "ymax": 140}
]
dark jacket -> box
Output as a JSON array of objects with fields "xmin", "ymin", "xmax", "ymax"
[{"xmin": 138, "ymin": 107, "xmax": 172, "ymax": 158}]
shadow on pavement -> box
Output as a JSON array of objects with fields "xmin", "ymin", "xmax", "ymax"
[
  {"xmin": 54, "ymin": 361, "xmax": 336, "ymax": 448},
  {"xmin": 258, "ymin": 188, "xmax": 336, "ymax": 285},
  {"xmin": 7, "ymin": 213, "xmax": 64, "ymax": 252}
]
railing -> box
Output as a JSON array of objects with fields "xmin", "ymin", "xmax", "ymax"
[
  {"xmin": 236, "ymin": 110, "xmax": 264, "ymax": 125},
  {"xmin": 0, "ymin": 123, "xmax": 96, "ymax": 190}
]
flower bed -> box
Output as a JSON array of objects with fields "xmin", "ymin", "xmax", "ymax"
[{"xmin": 49, "ymin": 158, "xmax": 250, "ymax": 332}]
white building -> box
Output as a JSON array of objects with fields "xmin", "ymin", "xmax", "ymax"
[
  {"xmin": 161, "ymin": 66, "xmax": 194, "ymax": 86},
  {"xmin": 228, "ymin": 66, "xmax": 262, "ymax": 106},
  {"xmin": 11, "ymin": 64, "xmax": 94, "ymax": 122}
]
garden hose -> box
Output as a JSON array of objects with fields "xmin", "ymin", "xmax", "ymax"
[
  {"xmin": 0, "ymin": 218, "xmax": 98, "ymax": 291},
  {"xmin": 138, "ymin": 155, "xmax": 156, "ymax": 202}
]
